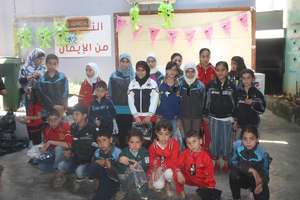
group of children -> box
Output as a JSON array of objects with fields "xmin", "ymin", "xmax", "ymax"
[{"xmin": 18, "ymin": 47, "xmax": 270, "ymax": 200}]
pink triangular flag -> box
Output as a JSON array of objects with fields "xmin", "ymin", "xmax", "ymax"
[
  {"xmin": 166, "ymin": 30, "xmax": 178, "ymax": 46},
  {"xmin": 238, "ymin": 12, "xmax": 248, "ymax": 30},
  {"xmin": 116, "ymin": 15, "xmax": 128, "ymax": 32},
  {"xmin": 149, "ymin": 27, "xmax": 160, "ymax": 45},
  {"xmin": 132, "ymin": 25, "xmax": 143, "ymax": 40},
  {"xmin": 204, "ymin": 26, "xmax": 213, "ymax": 42},
  {"xmin": 184, "ymin": 29, "xmax": 196, "ymax": 46},
  {"xmin": 220, "ymin": 19, "xmax": 231, "ymax": 36}
]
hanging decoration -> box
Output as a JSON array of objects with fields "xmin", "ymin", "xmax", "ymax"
[
  {"xmin": 36, "ymin": 26, "xmax": 52, "ymax": 49},
  {"xmin": 66, "ymin": 32, "xmax": 78, "ymax": 45},
  {"xmin": 203, "ymin": 26, "xmax": 213, "ymax": 42},
  {"xmin": 116, "ymin": 15, "xmax": 128, "ymax": 32},
  {"xmin": 238, "ymin": 12, "xmax": 248, "ymax": 29},
  {"xmin": 158, "ymin": 1, "xmax": 174, "ymax": 29},
  {"xmin": 166, "ymin": 29, "xmax": 178, "ymax": 45},
  {"xmin": 129, "ymin": 3, "xmax": 140, "ymax": 31},
  {"xmin": 220, "ymin": 19, "xmax": 231, "ymax": 36},
  {"xmin": 149, "ymin": 27, "xmax": 160, "ymax": 45},
  {"xmin": 17, "ymin": 26, "xmax": 32, "ymax": 49},
  {"xmin": 53, "ymin": 21, "xmax": 70, "ymax": 47},
  {"xmin": 184, "ymin": 29, "xmax": 196, "ymax": 46}
]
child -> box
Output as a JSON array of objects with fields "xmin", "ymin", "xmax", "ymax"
[
  {"xmin": 35, "ymin": 109, "xmax": 73, "ymax": 172},
  {"xmin": 89, "ymin": 80, "xmax": 118, "ymax": 134},
  {"xmin": 78, "ymin": 62, "xmax": 101, "ymax": 108},
  {"xmin": 230, "ymin": 126, "xmax": 270, "ymax": 200},
  {"xmin": 88, "ymin": 131, "xmax": 121, "ymax": 200},
  {"xmin": 179, "ymin": 63, "xmax": 206, "ymax": 137},
  {"xmin": 146, "ymin": 54, "xmax": 164, "ymax": 86},
  {"xmin": 26, "ymin": 89, "xmax": 43, "ymax": 146},
  {"xmin": 170, "ymin": 53, "xmax": 183, "ymax": 78},
  {"xmin": 156, "ymin": 62, "xmax": 181, "ymax": 139},
  {"xmin": 235, "ymin": 69, "xmax": 266, "ymax": 129},
  {"xmin": 205, "ymin": 61, "xmax": 236, "ymax": 173},
  {"xmin": 229, "ymin": 56, "xmax": 247, "ymax": 87},
  {"xmin": 197, "ymin": 48, "xmax": 215, "ymax": 87},
  {"xmin": 38, "ymin": 54, "xmax": 68, "ymax": 117},
  {"xmin": 108, "ymin": 53, "xmax": 135, "ymax": 148},
  {"xmin": 128, "ymin": 61, "xmax": 159, "ymax": 125},
  {"xmin": 54, "ymin": 104, "xmax": 97, "ymax": 187},
  {"xmin": 176, "ymin": 130, "xmax": 220, "ymax": 199},
  {"xmin": 147, "ymin": 120, "xmax": 181, "ymax": 197},
  {"xmin": 118, "ymin": 128, "xmax": 149, "ymax": 197}
]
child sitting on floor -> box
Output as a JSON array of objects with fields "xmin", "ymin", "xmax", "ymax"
[{"xmin": 230, "ymin": 125, "xmax": 270, "ymax": 200}]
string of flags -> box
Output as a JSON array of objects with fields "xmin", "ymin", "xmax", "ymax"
[{"xmin": 116, "ymin": 12, "xmax": 249, "ymax": 46}]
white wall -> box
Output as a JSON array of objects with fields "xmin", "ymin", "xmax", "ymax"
[{"xmin": 0, "ymin": 0, "xmax": 254, "ymax": 83}]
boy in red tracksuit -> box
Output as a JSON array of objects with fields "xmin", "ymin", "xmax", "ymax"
[
  {"xmin": 176, "ymin": 130, "xmax": 221, "ymax": 199},
  {"xmin": 147, "ymin": 120, "xmax": 182, "ymax": 197},
  {"xmin": 197, "ymin": 48, "xmax": 215, "ymax": 151}
]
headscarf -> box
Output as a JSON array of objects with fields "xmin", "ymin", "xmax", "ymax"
[
  {"xmin": 117, "ymin": 53, "xmax": 135, "ymax": 80},
  {"xmin": 146, "ymin": 53, "xmax": 158, "ymax": 74},
  {"xmin": 85, "ymin": 62, "xmax": 100, "ymax": 85},
  {"xmin": 183, "ymin": 62, "xmax": 198, "ymax": 86},
  {"xmin": 135, "ymin": 61, "xmax": 150, "ymax": 86}
]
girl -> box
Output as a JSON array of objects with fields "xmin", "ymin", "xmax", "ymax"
[
  {"xmin": 78, "ymin": 62, "xmax": 101, "ymax": 108},
  {"xmin": 229, "ymin": 56, "xmax": 247, "ymax": 87},
  {"xmin": 197, "ymin": 48, "xmax": 215, "ymax": 87},
  {"xmin": 206, "ymin": 61, "xmax": 236, "ymax": 173},
  {"xmin": 108, "ymin": 53, "xmax": 135, "ymax": 148},
  {"xmin": 179, "ymin": 63, "xmax": 206, "ymax": 138},
  {"xmin": 147, "ymin": 120, "xmax": 181, "ymax": 197},
  {"xmin": 156, "ymin": 61, "xmax": 182, "ymax": 146},
  {"xmin": 146, "ymin": 54, "xmax": 164, "ymax": 86},
  {"xmin": 170, "ymin": 53, "xmax": 183, "ymax": 79},
  {"xmin": 128, "ymin": 61, "xmax": 159, "ymax": 125},
  {"xmin": 230, "ymin": 125, "xmax": 270, "ymax": 200},
  {"xmin": 235, "ymin": 69, "xmax": 266, "ymax": 129}
]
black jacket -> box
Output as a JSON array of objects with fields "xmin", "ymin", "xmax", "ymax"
[
  {"xmin": 205, "ymin": 79, "xmax": 236, "ymax": 118},
  {"xmin": 235, "ymin": 86, "xmax": 265, "ymax": 128}
]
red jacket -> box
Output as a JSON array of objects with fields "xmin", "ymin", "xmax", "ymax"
[
  {"xmin": 197, "ymin": 63, "xmax": 216, "ymax": 87},
  {"xmin": 177, "ymin": 149, "xmax": 216, "ymax": 188},
  {"xmin": 147, "ymin": 138, "xmax": 180, "ymax": 176},
  {"xmin": 27, "ymin": 103, "xmax": 43, "ymax": 127},
  {"xmin": 43, "ymin": 122, "xmax": 73, "ymax": 149},
  {"xmin": 78, "ymin": 78, "xmax": 101, "ymax": 108}
]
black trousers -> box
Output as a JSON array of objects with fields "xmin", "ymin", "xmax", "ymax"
[
  {"xmin": 27, "ymin": 126, "xmax": 42, "ymax": 145},
  {"xmin": 115, "ymin": 114, "xmax": 133, "ymax": 148},
  {"xmin": 229, "ymin": 167, "xmax": 269, "ymax": 200}
]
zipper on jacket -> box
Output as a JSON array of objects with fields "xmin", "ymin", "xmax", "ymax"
[{"xmin": 140, "ymin": 89, "xmax": 142, "ymax": 113}]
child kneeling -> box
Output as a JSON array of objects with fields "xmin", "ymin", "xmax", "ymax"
[
  {"xmin": 176, "ymin": 130, "xmax": 221, "ymax": 200},
  {"xmin": 230, "ymin": 125, "xmax": 270, "ymax": 200}
]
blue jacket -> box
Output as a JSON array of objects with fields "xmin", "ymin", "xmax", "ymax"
[
  {"xmin": 38, "ymin": 71, "xmax": 68, "ymax": 111},
  {"xmin": 156, "ymin": 82, "xmax": 181, "ymax": 120},
  {"xmin": 231, "ymin": 140, "xmax": 270, "ymax": 179}
]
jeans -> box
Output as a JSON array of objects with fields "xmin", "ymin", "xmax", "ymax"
[
  {"xmin": 38, "ymin": 146, "xmax": 64, "ymax": 172},
  {"xmin": 58, "ymin": 159, "xmax": 89, "ymax": 179}
]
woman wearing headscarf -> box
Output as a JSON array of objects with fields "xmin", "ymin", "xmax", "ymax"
[
  {"xmin": 78, "ymin": 62, "xmax": 101, "ymax": 108},
  {"xmin": 108, "ymin": 53, "xmax": 135, "ymax": 147}
]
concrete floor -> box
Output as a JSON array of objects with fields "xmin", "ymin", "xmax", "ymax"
[{"xmin": 0, "ymin": 109, "xmax": 300, "ymax": 200}]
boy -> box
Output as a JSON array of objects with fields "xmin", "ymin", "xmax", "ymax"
[
  {"xmin": 54, "ymin": 104, "xmax": 97, "ymax": 187},
  {"xmin": 35, "ymin": 109, "xmax": 73, "ymax": 172},
  {"xmin": 88, "ymin": 131, "xmax": 121, "ymax": 200},
  {"xmin": 38, "ymin": 54, "xmax": 68, "ymax": 117},
  {"xmin": 176, "ymin": 130, "xmax": 221, "ymax": 200},
  {"xmin": 89, "ymin": 80, "xmax": 118, "ymax": 134}
]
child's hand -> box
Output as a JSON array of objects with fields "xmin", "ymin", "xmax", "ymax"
[
  {"xmin": 176, "ymin": 171, "xmax": 185, "ymax": 185},
  {"xmin": 153, "ymin": 167, "xmax": 163, "ymax": 182},
  {"xmin": 105, "ymin": 160, "xmax": 112, "ymax": 169},
  {"xmin": 254, "ymin": 183, "xmax": 263, "ymax": 194},
  {"xmin": 96, "ymin": 159, "xmax": 106, "ymax": 167},
  {"xmin": 63, "ymin": 149, "xmax": 72, "ymax": 159},
  {"xmin": 41, "ymin": 142, "xmax": 50, "ymax": 153},
  {"xmin": 249, "ymin": 168, "xmax": 262, "ymax": 188},
  {"xmin": 245, "ymin": 98, "xmax": 253, "ymax": 105},
  {"xmin": 119, "ymin": 156, "xmax": 130, "ymax": 166}
]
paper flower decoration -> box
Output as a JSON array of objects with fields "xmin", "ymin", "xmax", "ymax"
[
  {"xmin": 17, "ymin": 26, "xmax": 32, "ymax": 49},
  {"xmin": 53, "ymin": 22, "xmax": 69, "ymax": 47},
  {"xmin": 36, "ymin": 26, "xmax": 52, "ymax": 49},
  {"xmin": 158, "ymin": 2, "xmax": 174, "ymax": 29},
  {"xmin": 129, "ymin": 3, "xmax": 140, "ymax": 31}
]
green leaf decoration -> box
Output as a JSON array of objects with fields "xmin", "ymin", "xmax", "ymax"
[
  {"xmin": 158, "ymin": 2, "xmax": 174, "ymax": 29},
  {"xmin": 17, "ymin": 26, "xmax": 32, "ymax": 49},
  {"xmin": 129, "ymin": 3, "xmax": 140, "ymax": 31},
  {"xmin": 53, "ymin": 21, "xmax": 69, "ymax": 47},
  {"xmin": 36, "ymin": 26, "xmax": 52, "ymax": 49}
]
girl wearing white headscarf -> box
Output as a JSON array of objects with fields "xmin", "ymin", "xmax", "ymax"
[{"xmin": 78, "ymin": 62, "xmax": 101, "ymax": 108}]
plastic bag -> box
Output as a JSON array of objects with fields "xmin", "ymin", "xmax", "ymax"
[{"xmin": 130, "ymin": 162, "xmax": 148, "ymax": 189}]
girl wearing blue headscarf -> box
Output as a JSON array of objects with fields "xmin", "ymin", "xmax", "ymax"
[{"xmin": 108, "ymin": 53, "xmax": 134, "ymax": 147}]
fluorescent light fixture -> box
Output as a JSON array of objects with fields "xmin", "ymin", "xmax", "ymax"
[
  {"xmin": 256, "ymin": 29, "xmax": 284, "ymax": 39},
  {"xmin": 259, "ymin": 139, "xmax": 288, "ymax": 144}
]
